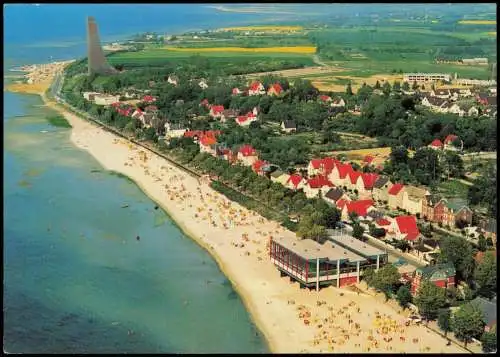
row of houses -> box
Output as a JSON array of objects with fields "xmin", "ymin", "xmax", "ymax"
[{"xmin": 420, "ymin": 88, "xmax": 497, "ymax": 117}]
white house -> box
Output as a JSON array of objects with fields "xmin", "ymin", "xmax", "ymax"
[
  {"xmin": 167, "ymin": 75, "xmax": 179, "ymax": 86},
  {"xmin": 281, "ymin": 120, "xmax": 297, "ymax": 133},
  {"xmin": 237, "ymin": 144, "xmax": 259, "ymax": 166},
  {"xmin": 198, "ymin": 79, "xmax": 209, "ymax": 89},
  {"xmin": 94, "ymin": 94, "xmax": 120, "ymax": 106},
  {"xmin": 83, "ymin": 91, "xmax": 100, "ymax": 101},
  {"xmin": 164, "ymin": 122, "xmax": 187, "ymax": 139},
  {"xmin": 331, "ymin": 97, "xmax": 346, "ymax": 107}
]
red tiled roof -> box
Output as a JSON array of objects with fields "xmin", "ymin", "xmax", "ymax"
[
  {"xmin": 345, "ymin": 200, "xmax": 374, "ymax": 217},
  {"xmin": 287, "ymin": 174, "xmax": 303, "ymax": 188},
  {"xmin": 444, "ymin": 134, "xmax": 458, "ymax": 144},
  {"xmin": 269, "ymin": 83, "xmax": 283, "ymax": 94},
  {"xmin": 252, "ymin": 160, "xmax": 268, "ymax": 173},
  {"xmin": 388, "ymin": 183, "xmax": 404, "ymax": 195},
  {"xmin": 348, "ymin": 171, "xmax": 362, "ymax": 184},
  {"xmin": 376, "ymin": 218, "xmax": 391, "ymax": 226},
  {"xmin": 211, "ymin": 105, "xmax": 225, "ymax": 114},
  {"xmin": 322, "ymin": 157, "xmax": 338, "ymax": 175},
  {"xmin": 143, "ymin": 95, "xmax": 156, "ymax": 102},
  {"xmin": 310, "ymin": 159, "xmax": 322, "ymax": 169},
  {"xmin": 319, "ymin": 95, "xmax": 332, "ymax": 102},
  {"xmin": 249, "ymin": 81, "xmax": 263, "ymax": 91},
  {"xmin": 361, "ymin": 173, "xmax": 380, "ymax": 189},
  {"xmin": 430, "ymin": 139, "xmax": 443, "ymax": 148},
  {"xmin": 238, "ymin": 144, "xmax": 257, "ymax": 157},
  {"xmin": 364, "ymin": 155, "xmax": 374, "ymax": 163},
  {"xmin": 336, "ymin": 199, "xmax": 348, "ymax": 209},
  {"xmin": 395, "ymin": 215, "xmax": 420, "ymax": 241},
  {"xmin": 336, "ymin": 162, "xmax": 354, "ymax": 179},
  {"xmin": 200, "ymin": 135, "xmax": 217, "ymax": 146},
  {"xmin": 184, "ymin": 130, "xmax": 203, "ymax": 138},
  {"xmin": 307, "ymin": 175, "xmax": 334, "ymax": 189},
  {"xmin": 237, "ymin": 115, "xmax": 249, "ymax": 123}
]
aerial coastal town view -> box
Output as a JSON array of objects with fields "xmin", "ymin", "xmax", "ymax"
[{"xmin": 4, "ymin": 3, "xmax": 497, "ymax": 354}]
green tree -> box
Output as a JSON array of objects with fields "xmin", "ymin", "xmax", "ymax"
[
  {"xmin": 438, "ymin": 308, "xmax": 452, "ymax": 338},
  {"xmin": 412, "ymin": 80, "xmax": 419, "ymax": 90},
  {"xmin": 402, "ymin": 81, "xmax": 410, "ymax": 91},
  {"xmin": 396, "ymin": 285, "xmax": 413, "ymax": 309},
  {"xmin": 345, "ymin": 82, "xmax": 353, "ymax": 96},
  {"xmin": 382, "ymin": 81, "xmax": 392, "ymax": 95},
  {"xmin": 372, "ymin": 264, "xmax": 401, "ymax": 299},
  {"xmin": 363, "ymin": 267, "xmax": 376, "ymax": 286},
  {"xmin": 477, "ymin": 235, "xmax": 487, "ymax": 252},
  {"xmin": 352, "ymin": 223, "xmax": 365, "ymax": 240},
  {"xmin": 451, "ymin": 302, "xmax": 485, "ymax": 348},
  {"xmin": 481, "ymin": 329, "xmax": 497, "ymax": 353},
  {"xmin": 438, "ymin": 235, "xmax": 475, "ymax": 282},
  {"xmin": 414, "ymin": 281, "xmax": 447, "ymax": 322},
  {"xmin": 474, "ymin": 251, "xmax": 497, "ymax": 299},
  {"xmin": 374, "ymin": 80, "xmax": 381, "ymax": 89}
]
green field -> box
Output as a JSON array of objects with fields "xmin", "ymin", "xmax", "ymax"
[
  {"xmin": 437, "ymin": 179, "xmax": 470, "ymax": 200},
  {"xmin": 107, "ymin": 48, "xmax": 315, "ymax": 68}
]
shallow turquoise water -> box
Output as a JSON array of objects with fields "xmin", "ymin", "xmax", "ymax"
[{"xmin": 3, "ymin": 92, "xmax": 268, "ymax": 353}]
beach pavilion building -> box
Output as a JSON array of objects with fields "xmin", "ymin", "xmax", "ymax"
[{"xmin": 269, "ymin": 234, "xmax": 388, "ymax": 290}]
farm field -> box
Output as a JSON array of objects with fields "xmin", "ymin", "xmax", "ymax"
[
  {"xmin": 219, "ymin": 25, "xmax": 303, "ymax": 32},
  {"xmin": 107, "ymin": 48, "xmax": 316, "ymax": 68},
  {"xmin": 163, "ymin": 46, "xmax": 316, "ymax": 54},
  {"xmin": 458, "ymin": 20, "xmax": 496, "ymax": 25},
  {"xmin": 327, "ymin": 147, "xmax": 392, "ymax": 166}
]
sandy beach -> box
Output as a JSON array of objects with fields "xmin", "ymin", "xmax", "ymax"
[{"xmin": 6, "ymin": 69, "xmax": 468, "ymax": 353}]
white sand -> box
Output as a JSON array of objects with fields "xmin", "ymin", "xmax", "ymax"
[{"xmin": 22, "ymin": 78, "xmax": 468, "ymax": 354}]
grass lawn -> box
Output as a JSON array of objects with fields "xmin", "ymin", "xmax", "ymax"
[{"xmin": 437, "ymin": 179, "xmax": 470, "ymax": 200}]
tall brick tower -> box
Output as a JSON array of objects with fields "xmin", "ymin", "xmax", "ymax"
[{"xmin": 86, "ymin": 16, "xmax": 118, "ymax": 76}]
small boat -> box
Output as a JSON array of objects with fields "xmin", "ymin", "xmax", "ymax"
[
  {"xmin": 40, "ymin": 130, "xmax": 48, "ymax": 133},
  {"xmin": 121, "ymin": 204, "xmax": 129, "ymax": 208}
]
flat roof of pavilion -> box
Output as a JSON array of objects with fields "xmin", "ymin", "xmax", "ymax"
[
  {"xmin": 329, "ymin": 234, "xmax": 385, "ymax": 258},
  {"xmin": 272, "ymin": 236, "xmax": 365, "ymax": 263}
]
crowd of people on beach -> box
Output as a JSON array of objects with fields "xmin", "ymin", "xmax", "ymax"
[{"xmin": 110, "ymin": 137, "xmax": 459, "ymax": 354}]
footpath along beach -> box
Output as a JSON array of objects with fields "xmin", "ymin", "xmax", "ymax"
[{"xmin": 5, "ymin": 67, "xmax": 468, "ymax": 354}]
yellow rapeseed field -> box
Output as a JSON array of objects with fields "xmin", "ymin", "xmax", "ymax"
[
  {"xmin": 164, "ymin": 46, "xmax": 316, "ymax": 54},
  {"xmin": 458, "ymin": 20, "xmax": 496, "ymax": 25},
  {"xmin": 220, "ymin": 25, "xmax": 303, "ymax": 32},
  {"xmin": 487, "ymin": 31, "xmax": 497, "ymax": 36}
]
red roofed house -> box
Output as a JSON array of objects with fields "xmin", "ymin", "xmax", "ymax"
[
  {"xmin": 199, "ymin": 134, "xmax": 218, "ymax": 156},
  {"xmin": 328, "ymin": 162, "xmax": 354, "ymax": 188},
  {"xmin": 237, "ymin": 144, "xmax": 259, "ymax": 166},
  {"xmin": 319, "ymin": 95, "xmax": 332, "ymax": 103},
  {"xmin": 410, "ymin": 264, "xmax": 456, "ymax": 296},
  {"xmin": 307, "ymin": 157, "xmax": 339, "ymax": 177},
  {"xmin": 232, "ymin": 88, "xmax": 242, "ymax": 95},
  {"xmin": 375, "ymin": 217, "xmax": 393, "ymax": 231},
  {"xmin": 143, "ymin": 95, "xmax": 157, "ymax": 103},
  {"xmin": 388, "ymin": 183, "xmax": 405, "ymax": 210},
  {"xmin": 356, "ymin": 172, "xmax": 380, "ymax": 198},
  {"xmin": 248, "ymin": 81, "xmax": 265, "ymax": 96},
  {"xmin": 443, "ymin": 134, "xmax": 463, "ymax": 151},
  {"xmin": 267, "ymin": 83, "xmax": 283, "ymax": 96},
  {"xmin": 303, "ymin": 175, "xmax": 334, "ymax": 198},
  {"xmin": 286, "ymin": 174, "xmax": 306, "ymax": 191},
  {"xmin": 236, "ymin": 112, "xmax": 258, "ymax": 126},
  {"xmin": 428, "ymin": 139, "xmax": 443, "ymax": 150},
  {"xmin": 346, "ymin": 171, "xmax": 362, "ymax": 190},
  {"xmin": 209, "ymin": 105, "xmax": 225, "ymax": 119},
  {"xmin": 391, "ymin": 215, "xmax": 421, "ymax": 243},
  {"xmin": 363, "ymin": 155, "xmax": 375, "ymax": 166},
  {"xmin": 340, "ymin": 199, "xmax": 375, "ymax": 221},
  {"xmin": 252, "ymin": 160, "xmax": 269, "ymax": 176}
]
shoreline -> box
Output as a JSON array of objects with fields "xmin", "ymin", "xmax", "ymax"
[{"xmin": 4, "ymin": 68, "xmax": 469, "ymax": 353}]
